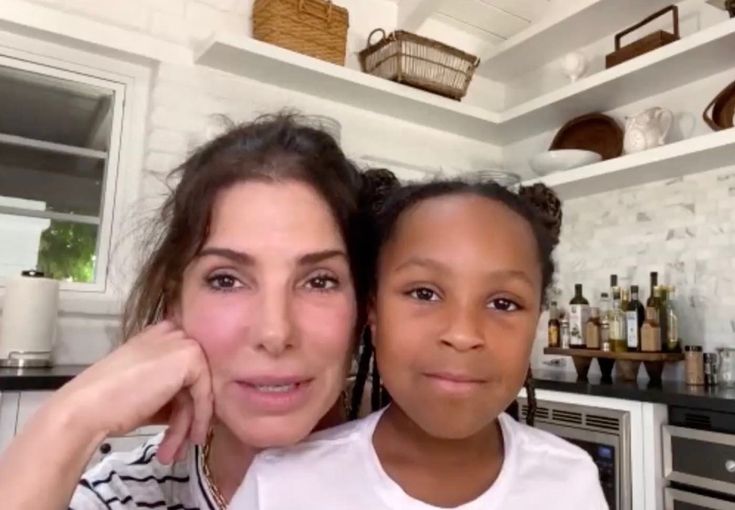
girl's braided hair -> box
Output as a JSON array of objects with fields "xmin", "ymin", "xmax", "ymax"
[{"xmin": 351, "ymin": 171, "xmax": 563, "ymax": 427}]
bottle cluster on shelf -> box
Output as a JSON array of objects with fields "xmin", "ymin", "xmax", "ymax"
[{"xmin": 547, "ymin": 272, "xmax": 680, "ymax": 354}]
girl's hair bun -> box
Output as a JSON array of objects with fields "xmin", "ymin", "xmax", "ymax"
[
  {"xmin": 360, "ymin": 168, "xmax": 400, "ymax": 213},
  {"xmin": 518, "ymin": 183, "xmax": 563, "ymax": 247}
]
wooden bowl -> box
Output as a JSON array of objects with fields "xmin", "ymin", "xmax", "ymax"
[{"xmin": 550, "ymin": 113, "xmax": 624, "ymax": 160}]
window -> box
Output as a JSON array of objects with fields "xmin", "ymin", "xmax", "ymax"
[{"xmin": 0, "ymin": 55, "xmax": 125, "ymax": 287}]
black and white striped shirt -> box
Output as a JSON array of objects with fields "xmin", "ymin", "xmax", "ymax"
[{"xmin": 69, "ymin": 434, "xmax": 219, "ymax": 510}]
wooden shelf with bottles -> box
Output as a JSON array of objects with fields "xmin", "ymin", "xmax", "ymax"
[{"xmin": 544, "ymin": 347, "xmax": 684, "ymax": 383}]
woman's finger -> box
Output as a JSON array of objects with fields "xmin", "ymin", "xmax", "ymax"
[
  {"xmin": 156, "ymin": 392, "xmax": 193, "ymax": 464},
  {"xmin": 187, "ymin": 357, "xmax": 213, "ymax": 446}
]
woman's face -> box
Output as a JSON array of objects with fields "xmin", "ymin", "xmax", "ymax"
[
  {"xmin": 372, "ymin": 194, "xmax": 543, "ymax": 439},
  {"xmin": 179, "ymin": 180, "xmax": 357, "ymax": 448}
]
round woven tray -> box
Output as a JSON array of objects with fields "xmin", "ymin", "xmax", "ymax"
[{"xmin": 549, "ymin": 113, "xmax": 623, "ymax": 160}]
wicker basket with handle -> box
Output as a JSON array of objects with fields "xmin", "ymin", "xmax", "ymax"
[
  {"xmin": 358, "ymin": 29, "xmax": 480, "ymax": 101},
  {"xmin": 252, "ymin": 0, "xmax": 349, "ymax": 66}
]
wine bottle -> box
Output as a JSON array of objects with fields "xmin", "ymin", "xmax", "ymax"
[
  {"xmin": 569, "ymin": 284, "xmax": 590, "ymax": 348},
  {"xmin": 548, "ymin": 302, "xmax": 560, "ymax": 348},
  {"xmin": 609, "ymin": 289, "xmax": 627, "ymax": 352},
  {"xmin": 625, "ymin": 285, "xmax": 645, "ymax": 351},
  {"xmin": 646, "ymin": 272, "xmax": 659, "ymax": 308}
]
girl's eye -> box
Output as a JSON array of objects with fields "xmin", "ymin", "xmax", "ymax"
[
  {"xmin": 304, "ymin": 274, "xmax": 339, "ymax": 291},
  {"xmin": 488, "ymin": 298, "xmax": 519, "ymax": 312},
  {"xmin": 207, "ymin": 274, "xmax": 244, "ymax": 291},
  {"xmin": 409, "ymin": 287, "xmax": 440, "ymax": 302}
]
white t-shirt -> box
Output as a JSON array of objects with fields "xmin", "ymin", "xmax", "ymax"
[{"xmin": 230, "ymin": 407, "xmax": 609, "ymax": 510}]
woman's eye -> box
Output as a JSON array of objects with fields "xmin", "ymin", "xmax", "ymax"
[
  {"xmin": 207, "ymin": 274, "xmax": 243, "ymax": 291},
  {"xmin": 488, "ymin": 298, "xmax": 519, "ymax": 312},
  {"xmin": 305, "ymin": 275, "xmax": 339, "ymax": 291},
  {"xmin": 409, "ymin": 287, "xmax": 439, "ymax": 302}
]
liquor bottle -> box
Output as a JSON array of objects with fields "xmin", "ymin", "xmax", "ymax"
[
  {"xmin": 658, "ymin": 286, "xmax": 670, "ymax": 351},
  {"xmin": 599, "ymin": 292, "xmax": 611, "ymax": 351},
  {"xmin": 665, "ymin": 286, "xmax": 679, "ymax": 351},
  {"xmin": 585, "ymin": 308, "xmax": 601, "ymax": 350},
  {"xmin": 610, "ymin": 274, "xmax": 620, "ymax": 302},
  {"xmin": 568, "ymin": 284, "xmax": 590, "ymax": 348},
  {"xmin": 641, "ymin": 307, "xmax": 662, "ymax": 352},
  {"xmin": 621, "ymin": 287, "xmax": 630, "ymax": 312},
  {"xmin": 548, "ymin": 302, "xmax": 560, "ymax": 348},
  {"xmin": 625, "ymin": 285, "xmax": 645, "ymax": 351},
  {"xmin": 560, "ymin": 316, "xmax": 571, "ymax": 349},
  {"xmin": 609, "ymin": 289, "xmax": 627, "ymax": 352},
  {"xmin": 646, "ymin": 272, "xmax": 659, "ymax": 308}
]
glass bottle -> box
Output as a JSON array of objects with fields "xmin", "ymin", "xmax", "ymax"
[
  {"xmin": 560, "ymin": 316, "xmax": 571, "ymax": 349},
  {"xmin": 599, "ymin": 292, "xmax": 611, "ymax": 351},
  {"xmin": 548, "ymin": 301, "xmax": 560, "ymax": 348},
  {"xmin": 568, "ymin": 284, "xmax": 590, "ymax": 348},
  {"xmin": 625, "ymin": 285, "xmax": 645, "ymax": 352},
  {"xmin": 666, "ymin": 286, "xmax": 679, "ymax": 352},
  {"xmin": 585, "ymin": 307, "xmax": 601, "ymax": 350},
  {"xmin": 647, "ymin": 271, "xmax": 659, "ymax": 308},
  {"xmin": 609, "ymin": 289, "xmax": 627, "ymax": 352}
]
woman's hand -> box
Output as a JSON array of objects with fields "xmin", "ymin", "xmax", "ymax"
[{"xmin": 51, "ymin": 320, "xmax": 214, "ymax": 462}]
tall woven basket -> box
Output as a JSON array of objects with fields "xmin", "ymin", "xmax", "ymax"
[
  {"xmin": 252, "ymin": 0, "xmax": 349, "ymax": 65},
  {"xmin": 358, "ymin": 29, "xmax": 480, "ymax": 101}
]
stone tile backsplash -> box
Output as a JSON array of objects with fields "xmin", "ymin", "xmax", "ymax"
[{"xmin": 533, "ymin": 164, "xmax": 735, "ymax": 375}]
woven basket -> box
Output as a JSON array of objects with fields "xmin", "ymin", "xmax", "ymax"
[
  {"xmin": 358, "ymin": 29, "xmax": 480, "ymax": 101},
  {"xmin": 252, "ymin": 0, "xmax": 349, "ymax": 66}
]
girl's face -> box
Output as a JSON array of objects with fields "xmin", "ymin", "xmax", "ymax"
[
  {"xmin": 372, "ymin": 193, "xmax": 543, "ymax": 439},
  {"xmin": 179, "ymin": 180, "xmax": 357, "ymax": 448}
]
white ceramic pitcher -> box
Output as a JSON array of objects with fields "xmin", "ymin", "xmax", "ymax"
[{"xmin": 623, "ymin": 107, "xmax": 674, "ymax": 154}]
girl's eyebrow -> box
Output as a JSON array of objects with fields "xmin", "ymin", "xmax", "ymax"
[
  {"xmin": 394, "ymin": 256, "xmax": 536, "ymax": 286},
  {"xmin": 196, "ymin": 247, "xmax": 347, "ymax": 267}
]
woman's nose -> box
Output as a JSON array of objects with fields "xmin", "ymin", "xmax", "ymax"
[
  {"xmin": 439, "ymin": 304, "xmax": 485, "ymax": 352},
  {"xmin": 255, "ymin": 290, "xmax": 294, "ymax": 356}
]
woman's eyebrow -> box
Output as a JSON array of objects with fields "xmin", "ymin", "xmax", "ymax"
[
  {"xmin": 197, "ymin": 247, "xmax": 256, "ymax": 266},
  {"xmin": 297, "ymin": 249, "xmax": 348, "ymax": 266},
  {"xmin": 196, "ymin": 247, "xmax": 347, "ymax": 266}
]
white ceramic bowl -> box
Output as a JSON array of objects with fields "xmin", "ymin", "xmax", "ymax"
[{"xmin": 529, "ymin": 149, "xmax": 602, "ymax": 176}]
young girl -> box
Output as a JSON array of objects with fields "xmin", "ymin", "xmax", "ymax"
[{"xmin": 230, "ymin": 179, "xmax": 607, "ymax": 509}]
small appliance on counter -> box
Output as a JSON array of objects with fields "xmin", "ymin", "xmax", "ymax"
[{"xmin": 0, "ymin": 269, "xmax": 59, "ymax": 367}]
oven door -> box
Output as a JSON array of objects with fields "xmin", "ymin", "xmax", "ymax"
[{"xmin": 534, "ymin": 421, "xmax": 630, "ymax": 510}]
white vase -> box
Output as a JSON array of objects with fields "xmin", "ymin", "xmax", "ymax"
[{"xmin": 561, "ymin": 52, "xmax": 587, "ymax": 83}]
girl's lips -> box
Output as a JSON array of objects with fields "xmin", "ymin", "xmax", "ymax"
[{"xmin": 423, "ymin": 372, "xmax": 487, "ymax": 394}]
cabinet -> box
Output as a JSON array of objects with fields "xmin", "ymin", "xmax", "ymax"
[{"xmin": 0, "ymin": 390, "xmax": 164, "ymax": 468}]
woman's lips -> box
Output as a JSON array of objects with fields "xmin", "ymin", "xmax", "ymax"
[
  {"xmin": 423, "ymin": 371, "xmax": 487, "ymax": 394},
  {"xmin": 234, "ymin": 376, "xmax": 315, "ymax": 414}
]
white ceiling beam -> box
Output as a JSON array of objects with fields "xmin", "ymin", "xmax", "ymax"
[{"xmin": 397, "ymin": 0, "xmax": 444, "ymax": 31}]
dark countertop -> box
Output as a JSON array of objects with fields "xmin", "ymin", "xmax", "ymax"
[
  {"xmin": 3, "ymin": 366, "xmax": 735, "ymax": 413},
  {"xmin": 532, "ymin": 370, "xmax": 735, "ymax": 413},
  {"xmin": 0, "ymin": 365, "xmax": 87, "ymax": 391}
]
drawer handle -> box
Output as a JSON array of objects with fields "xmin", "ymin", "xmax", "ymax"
[
  {"xmin": 726, "ymin": 460, "xmax": 735, "ymax": 473},
  {"xmin": 99, "ymin": 443, "xmax": 112, "ymax": 455}
]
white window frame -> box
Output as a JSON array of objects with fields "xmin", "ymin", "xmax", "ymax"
[{"xmin": 0, "ymin": 29, "xmax": 151, "ymax": 314}]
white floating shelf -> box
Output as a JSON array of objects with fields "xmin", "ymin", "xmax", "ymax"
[
  {"xmin": 498, "ymin": 18, "xmax": 735, "ymax": 143},
  {"xmin": 524, "ymin": 129, "xmax": 735, "ymax": 199},
  {"xmin": 195, "ymin": 33, "xmax": 501, "ymax": 142},
  {"xmin": 476, "ymin": 0, "xmax": 673, "ymax": 81}
]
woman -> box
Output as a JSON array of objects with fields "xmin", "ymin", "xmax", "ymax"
[{"xmin": 0, "ymin": 114, "xmax": 378, "ymax": 509}]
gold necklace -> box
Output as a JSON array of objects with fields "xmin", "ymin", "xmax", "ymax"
[{"xmin": 201, "ymin": 430, "xmax": 228, "ymax": 510}]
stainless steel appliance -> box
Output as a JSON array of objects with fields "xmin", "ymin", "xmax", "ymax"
[
  {"xmin": 663, "ymin": 406, "xmax": 735, "ymax": 509},
  {"xmin": 518, "ymin": 398, "xmax": 631, "ymax": 510}
]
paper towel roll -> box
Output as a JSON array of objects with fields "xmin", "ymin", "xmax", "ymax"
[{"xmin": 0, "ymin": 270, "xmax": 59, "ymax": 366}]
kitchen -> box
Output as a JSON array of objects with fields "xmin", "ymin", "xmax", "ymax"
[{"xmin": 0, "ymin": 0, "xmax": 734, "ymax": 509}]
